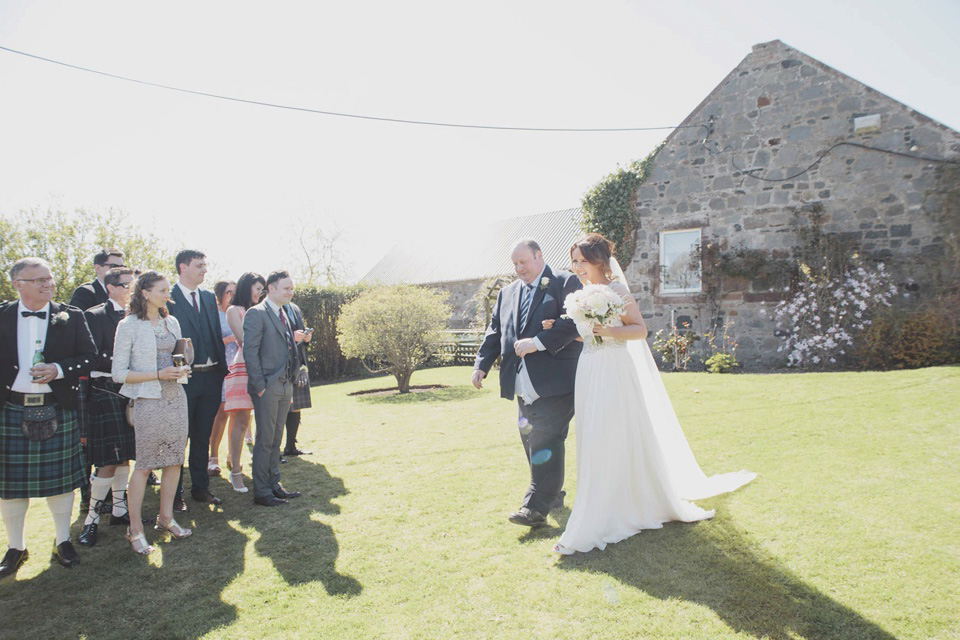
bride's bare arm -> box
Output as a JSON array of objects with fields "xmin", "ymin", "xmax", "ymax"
[{"xmin": 593, "ymin": 282, "xmax": 648, "ymax": 340}]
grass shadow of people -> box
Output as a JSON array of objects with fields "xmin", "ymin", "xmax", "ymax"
[
  {"xmin": 231, "ymin": 456, "xmax": 362, "ymax": 597},
  {"xmin": 0, "ymin": 489, "xmax": 248, "ymax": 640},
  {"xmin": 554, "ymin": 507, "xmax": 897, "ymax": 640}
]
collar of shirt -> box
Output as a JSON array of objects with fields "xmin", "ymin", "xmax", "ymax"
[
  {"xmin": 523, "ymin": 266, "xmax": 547, "ymax": 291},
  {"xmin": 264, "ymin": 298, "xmax": 284, "ymax": 317},
  {"xmin": 18, "ymin": 300, "xmax": 50, "ymax": 318},
  {"xmin": 176, "ymin": 282, "xmax": 198, "ymax": 299},
  {"xmin": 109, "ymin": 299, "xmax": 125, "ymax": 312}
]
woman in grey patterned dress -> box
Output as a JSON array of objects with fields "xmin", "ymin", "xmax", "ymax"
[{"xmin": 112, "ymin": 271, "xmax": 192, "ymax": 555}]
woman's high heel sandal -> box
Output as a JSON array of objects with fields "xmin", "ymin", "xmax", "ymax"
[
  {"xmin": 126, "ymin": 529, "xmax": 155, "ymax": 555},
  {"xmin": 230, "ymin": 471, "xmax": 248, "ymax": 493},
  {"xmin": 155, "ymin": 516, "xmax": 193, "ymax": 539}
]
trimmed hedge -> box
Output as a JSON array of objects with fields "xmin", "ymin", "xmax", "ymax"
[{"xmin": 292, "ymin": 284, "xmax": 368, "ymax": 382}]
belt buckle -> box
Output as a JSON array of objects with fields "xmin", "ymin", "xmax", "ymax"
[{"xmin": 24, "ymin": 393, "xmax": 45, "ymax": 407}]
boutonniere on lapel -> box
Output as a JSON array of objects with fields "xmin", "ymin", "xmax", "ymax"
[
  {"xmin": 539, "ymin": 277, "xmax": 550, "ymax": 292},
  {"xmin": 51, "ymin": 311, "xmax": 70, "ymax": 326}
]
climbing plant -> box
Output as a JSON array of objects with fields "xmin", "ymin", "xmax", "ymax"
[{"xmin": 580, "ymin": 143, "xmax": 663, "ymax": 265}]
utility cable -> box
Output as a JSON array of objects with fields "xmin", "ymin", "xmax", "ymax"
[{"xmin": 0, "ymin": 45, "xmax": 704, "ymax": 133}]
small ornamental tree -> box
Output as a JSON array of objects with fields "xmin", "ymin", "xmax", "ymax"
[{"xmin": 337, "ymin": 284, "xmax": 451, "ymax": 393}]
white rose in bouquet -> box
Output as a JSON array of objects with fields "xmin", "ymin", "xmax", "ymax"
[{"xmin": 562, "ymin": 284, "xmax": 627, "ymax": 344}]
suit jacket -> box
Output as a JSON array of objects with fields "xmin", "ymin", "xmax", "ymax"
[
  {"xmin": 70, "ymin": 279, "xmax": 109, "ymax": 311},
  {"xmin": 242, "ymin": 301, "xmax": 300, "ymax": 396},
  {"xmin": 0, "ymin": 300, "xmax": 97, "ymax": 409},
  {"xmin": 282, "ymin": 302, "xmax": 309, "ymax": 369},
  {"xmin": 84, "ymin": 302, "xmax": 124, "ymax": 374},
  {"xmin": 474, "ymin": 265, "xmax": 583, "ymax": 400},
  {"xmin": 112, "ymin": 315, "xmax": 183, "ymax": 400},
  {"xmin": 167, "ymin": 285, "xmax": 228, "ymax": 393}
]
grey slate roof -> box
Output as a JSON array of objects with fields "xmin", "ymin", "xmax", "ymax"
[{"xmin": 361, "ymin": 208, "xmax": 582, "ymax": 285}]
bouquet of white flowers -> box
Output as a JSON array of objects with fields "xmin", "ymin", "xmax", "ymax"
[{"xmin": 562, "ymin": 284, "xmax": 627, "ymax": 344}]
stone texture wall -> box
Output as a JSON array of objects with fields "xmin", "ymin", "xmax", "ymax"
[{"xmin": 625, "ymin": 40, "xmax": 960, "ymax": 369}]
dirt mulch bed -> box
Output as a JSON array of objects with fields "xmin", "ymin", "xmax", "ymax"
[{"xmin": 348, "ymin": 384, "xmax": 449, "ymax": 397}]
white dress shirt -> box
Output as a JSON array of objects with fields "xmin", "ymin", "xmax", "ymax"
[
  {"xmin": 515, "ymin": 266, "xmax": 548, "ymax": 405},
  {"xmin": 12, "ymin": 301, "xmax": 64, "ymax": 393},
  {"xmin": 176, "ymin": 281, "xmax": 216, "ymax": 366}
]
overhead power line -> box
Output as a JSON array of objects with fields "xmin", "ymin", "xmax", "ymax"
[{"xmin": 0, "ymin": 45, "xmax": 703, "ymax": 133}]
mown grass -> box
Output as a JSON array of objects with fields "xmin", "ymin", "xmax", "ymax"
[{"xmin": 2, "ymin": 365, "xmax": 958, "ymax": 639}]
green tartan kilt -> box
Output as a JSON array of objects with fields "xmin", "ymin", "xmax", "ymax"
[
  {"xmin": 86, "ymin": 387, "xmax": 137, "ymax": 467},
  {"xmin": 0, "ymin": 401, "xmax": 86, "ymax": 499},
  {"xmin": 291, "ymin": 379, "xmax": 312, "ymax": 411}
]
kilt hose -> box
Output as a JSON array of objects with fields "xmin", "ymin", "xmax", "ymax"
[
  {"xmin": 0, "ymin": 402, "xmax": 86, "ymax": 499},
  {"xmin": 85, "ymin": 381, "xmax": 136, "ymax": 467}
]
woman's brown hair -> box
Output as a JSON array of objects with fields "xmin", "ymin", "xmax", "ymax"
[
  {"xmin": 128, "ymin": 270, "xmax": 170, "ymax": 320},
  {"xmin": 570, "ymin": 233, "xmax": 616, "ymax": 278}
]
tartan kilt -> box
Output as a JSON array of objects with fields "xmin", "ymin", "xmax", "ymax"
[
  {"xmin": 86, "ymin": 386, "xmax": 137, "ymax": 466},
  {"xmin": 0, "ymin": 401, "xmax": 86, "ymax": 499},
  {"xmin": 291, "ymin": 376, "xmax": 312, "ymax": 411}
]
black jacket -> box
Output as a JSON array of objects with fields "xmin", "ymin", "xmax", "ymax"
[
  {"xmin": 0, "ymin": 301, "xmax": 97, "ymax": 409},
  {"xmin": 69, "ymin": 279, "xmax": 109, "ymax": 311},
  {"xmin": 84, "ymin": 302, "xmax": 124, "ymax": 375}
]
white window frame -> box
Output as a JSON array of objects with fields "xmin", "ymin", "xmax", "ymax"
[{"xmin": 659, "ymin": 228, "xmax": 702, "ymax": 294}]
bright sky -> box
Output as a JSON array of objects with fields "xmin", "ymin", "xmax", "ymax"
[{"xmin": 1, "ymin": 0, "xmax": 958, "ymax": 283}]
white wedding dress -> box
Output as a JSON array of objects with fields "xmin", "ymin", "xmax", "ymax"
[{"xmin": 554, "ymin": 282, "xmax": 756, "ymax": 555}]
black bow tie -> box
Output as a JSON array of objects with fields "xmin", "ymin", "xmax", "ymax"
[{"xmin": 21, "ymin": 310, "xmax": 47, "ymax": 319}]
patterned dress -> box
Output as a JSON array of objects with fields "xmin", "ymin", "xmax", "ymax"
[
  {"xmin": 223, "ymin": 307, "xmax": 254, "ymax": 411},
  {"xmin": 132, "ymin": 323, "xmax": 188, "ymax": 469},
  {"xmin": 219, "ymin": 309, "xmax": 236, "ymax": 403}
]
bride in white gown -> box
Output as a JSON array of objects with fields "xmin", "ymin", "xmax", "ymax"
[{"xmin": 552, "ymin": 233, "xmax": 756, "ymax": 555}]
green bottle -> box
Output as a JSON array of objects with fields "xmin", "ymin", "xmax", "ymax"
[{"xmin": 31, "ymin": 340, "xmax": 44, "ymax": 381}]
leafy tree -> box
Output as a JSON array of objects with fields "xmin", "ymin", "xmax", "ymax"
[
  {"xmin": 337, "ymin": 285, "xmax": 451, "ymax": 393},
  {"xmin": 0, "ymin": 208, "xmax": 176, "ymax": 302}
]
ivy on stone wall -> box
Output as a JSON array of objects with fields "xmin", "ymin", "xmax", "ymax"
[{"xmin": 580, "ymin": 143, "xmax": 663, "ymax": 265}]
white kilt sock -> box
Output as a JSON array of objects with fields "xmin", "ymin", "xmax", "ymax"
[
  {"xmin": 0, "ymin": 498, "xmax": 30, "ymax": 550},
  {"xmin": 45, "ymin": 493, "xmax": 74, "ymax": 545}
]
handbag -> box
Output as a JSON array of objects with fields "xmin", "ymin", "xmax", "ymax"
[
  {"xmin": 21, "ymin": 405, "xmax": 59, "ymax": 441},
  {"xmin": 125, "ymin": 398, "xmax": 136, "ymax": 429}
]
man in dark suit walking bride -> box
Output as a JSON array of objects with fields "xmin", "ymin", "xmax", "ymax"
[{"xmin": 472, "ymin": 239, "xmax": 582, "ymax": 527}]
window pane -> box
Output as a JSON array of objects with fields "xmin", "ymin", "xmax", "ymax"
[{"xmin": 660, "ymin": 229, "xmax": 701, "ymax": 292}]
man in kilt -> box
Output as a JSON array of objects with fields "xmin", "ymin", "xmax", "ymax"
[
  {"xmin": 78, "ymin": 267, "xmax": 137, "ymax": 547},
  {"xmin": 0, "ymin": 257, "xmax": 97, "ymax": 578},
  {"xmin": 281, "ymin": 301, "xmax": 313, "ymax": 461}
]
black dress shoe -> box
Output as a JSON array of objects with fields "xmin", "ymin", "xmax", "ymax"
[
  {"xmin": 508, "ymin": 507, "xmax": 546, "ymax": 527},
  {"xmin": 550, "ymin": 490, "xmax": 567, "ymax": 511},
  {"xmin": 280, "ymin": 456, "xmax": 287, "ymax": 464},
  {"xmin": 0, "ymin": 548, "xmax": 28, "ymax": 579},
  {"xmin": 283, "ymin": 447, "xmax": 312, "ymax": 457},
  {"xmin": 109, "ymin": 513, "xmax": 150, "ymax": 526},
  {"xmin": 78, "ymin": 523, "xmax": 98, "ymax": 547},
  {"xmin": 191, "ymin": 490, "xmax": 223, "ymax": 505},
  {"xmin": 273, "ymin": 486, "xmax": 301, "ymax": 500},
  {"xmin": 147, "ymin": 471, "xmax": 161, "ymax": 486},
  {"xmin": 254, "ymin": 494, "xmax": 288, "ymax": 507},
  {"xmin": 173, "ymin": 496, "xmax": 188, "ymax": 513},
  {"xmin": 51, "ymin": 541, "xmax": 80, "ymax": 568}
]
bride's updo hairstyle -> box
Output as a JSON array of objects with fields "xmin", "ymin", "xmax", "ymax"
[{"xmin": 570, "ymin": 233, "xmax": 617, "ymax": 280}]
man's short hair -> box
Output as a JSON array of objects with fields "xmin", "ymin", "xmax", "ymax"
[
  {"xmin": 104, "ymin": 267, "xmax": 135, "ymax": 288},
  {"xmin": 9, "ymin": 257, "xmax": 51, "ymax": 281},
  {"xmin": 512, "ymin": 238, "xmax": 542, "ymax": 255},
  {"xmin": 93, "ymin": 248, "xmax": 125, "ymax": 266},
  {"xmin": 265, "ymin": 270, "xmax": 291, "ymax": 289},
  {"xmin": 175, "ymin": 249, "xmax": 206, "ymax": 275}
]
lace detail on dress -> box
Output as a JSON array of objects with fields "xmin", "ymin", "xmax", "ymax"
[{"xmin": 582, "ymin": 337, "xmax": 627, "ymax": 353}]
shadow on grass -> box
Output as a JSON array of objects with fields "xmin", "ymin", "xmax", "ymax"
[
  {"xmin": 555, "ymin": 511, "xmax": 896, "ymax": 640},
  {"xmin": 232, "ymin": 456, "xmax": 362, "ymax": 596},
  {"xmin": 357, "ymin": 385, "xmax": 482, "ymax": 405}
]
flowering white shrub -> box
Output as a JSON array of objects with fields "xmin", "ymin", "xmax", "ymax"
[{"xmin": 774, "ymin": 260, "xmax": 896, "ymax": 368}]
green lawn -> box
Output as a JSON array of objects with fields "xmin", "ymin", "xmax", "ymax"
[{"xmin": 3, "ymin": 366, "xmax": 958, "ymax": 639}]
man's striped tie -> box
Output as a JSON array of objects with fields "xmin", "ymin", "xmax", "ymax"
[{"xmin": 519, "ymin": 283, "xmax": 534, "ymax": 332}]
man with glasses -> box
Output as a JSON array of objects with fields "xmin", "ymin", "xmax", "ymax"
[
  {"xmin": 0, "ymin": 257, "xmax": 97, "ymax": 578},
  {"xmin": 69, "ymin": 248, "xmax": 126, "ymax": 311},
  {"xmin": 78, "ymin": 267, "xmax": 138, "ymax": 547}
]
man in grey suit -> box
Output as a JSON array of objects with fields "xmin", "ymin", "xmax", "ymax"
[
  {"xmin": 473, "ymin": 239, "xmax": 582, "ymax": 527},
  {"xmin": 243, "ymin": 271, "xmax": 303, "ymax": 507}
]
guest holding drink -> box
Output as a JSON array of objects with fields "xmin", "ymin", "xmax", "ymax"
[
  {"xmin": 112, "ymin": 271, "xmax": 192, "ymax": 554},
  {"xmin": 222, "ymin": 272, "xmax": 265, "ymax": 493},
  {"xmin": 208, "ymin": 280, "xmax": 236, "ymax": 476}
]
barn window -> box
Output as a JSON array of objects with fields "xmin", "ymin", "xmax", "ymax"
[{"xmin": 659, "ymin": 228, "xmax": 702, "ymax": 294}]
